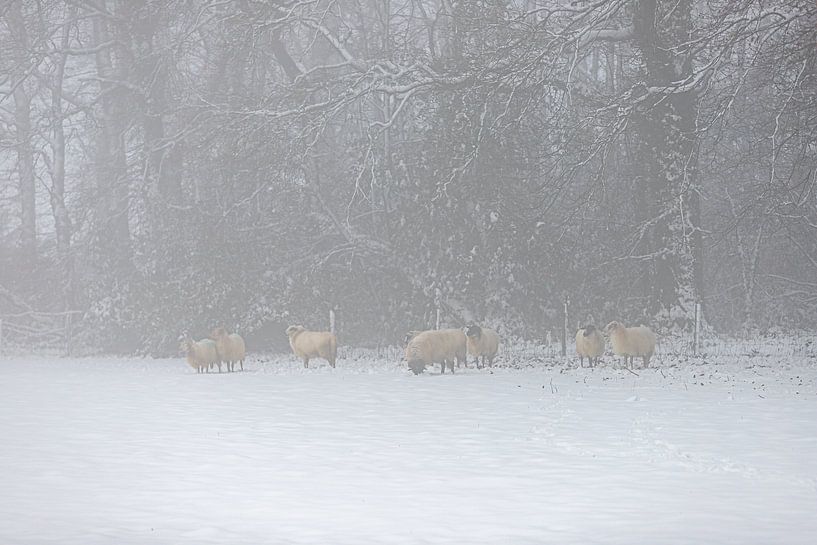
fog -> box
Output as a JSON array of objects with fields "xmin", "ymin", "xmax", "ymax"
[{"xmin": 1, "ymin": 0, "xmax": 815, "ymax": 354}]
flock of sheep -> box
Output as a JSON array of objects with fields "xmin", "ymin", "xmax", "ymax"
[
  {"xmin": 575, "ymin": 322, "xmax": 656, "ymax": 369},
  {"xmin": 180, "ymin": 321, "xmax": 656, "ymax": 375},
  {"xmin": 180, "ymin": 327, "xmax": 246, "ymax": 373}
]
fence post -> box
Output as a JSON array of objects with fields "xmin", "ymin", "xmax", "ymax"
[
  {"xmin": 435, "ymin": 288, "xmax": 442, "ymax": 330},
  {"xmin": 561, "ymin": 296, "xmax": 569, "ymax": 357},
  {"xmin": 64, "ymin": 313, "xmax": 73, "ymax": 357},
  {"xmin": 693, "ymin": 301, "xmax": 701, "ymax": 355}
]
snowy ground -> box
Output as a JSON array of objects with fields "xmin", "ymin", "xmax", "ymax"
[{"xmin": 1, "ymin": 352, "xmax": 816, "ymax": 544}]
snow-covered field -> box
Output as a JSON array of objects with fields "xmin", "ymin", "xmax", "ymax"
[{"xmin": 1, "ymin": 352, "xmax": 816, "ymax": 544}]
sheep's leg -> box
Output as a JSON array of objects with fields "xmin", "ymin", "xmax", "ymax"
[
  {"xmin": 303, "ymin": 357, "xmax": 309, "ymax": 369},
  {"xmin": 579, "ymin": 356, "xmax": 584, "ymax": 368},
  {"xmin": 240, "ymin": 359, "xmax": 244, "ymax": 371}
]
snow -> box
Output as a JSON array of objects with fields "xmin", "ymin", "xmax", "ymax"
[{"xmin": 1, "ymin": 352, "xmax": 816, "ymax": 544}]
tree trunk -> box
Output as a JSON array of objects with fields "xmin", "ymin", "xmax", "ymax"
[
  {"xmin": 632, "ymin": 0, "xmax": 701, "ymax": 328},
  {"xmin": 92, "ymin": 7, "xmax": 132, "ymax": 268},
  {"xmin": 48, "ymin": 5, "xmax": 76, "ymax": 309},
  {"xmin": 6, "ymin": 2, "xmax": 37, "ymax": 262}
]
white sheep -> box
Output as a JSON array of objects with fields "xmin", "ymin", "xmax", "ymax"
[
  {"xmin": 180, "ymin": 337, "xmax": 219, "ymax": 374},
  {"xmin": 404, "ymin": 328, "xmax": 467, "ymax": 375},
  {"xmin": 210, "ymin": 327, "xmax": 246, "ymax": 372},
  {"xmin": 604, "ymin": 321, "xmax": 656, "ymax": 368},
  {"xmin": 575, "ymin": 324, "xmax": 604, "ymax": 367},
  {"xmin": 464, "ymin": 324, "xmax": 500, "ymax": 368},
  {"xmin": 285, "ymin": 325, "xmax": 337, "ymax": 368}
]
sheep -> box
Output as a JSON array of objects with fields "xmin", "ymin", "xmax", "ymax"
[
  {"xmin": 575, "ymin": 324, "xmax": 604, "ymax": 368},
  {"xmin": 404, "ymin": 328, "xmax": 467, "ymax": 375},
  {"xmin": 464, "ymin": 324, "xmax": 500, "ymax": 368},
  {"xmin": 285, "ymin": 325, "xmax": 337, "ymax": 368},
  {"xmin": 604, "ymin": 321, "xmax": 656, "ymax": 368},
  {"xmin": 180, "ymin": 337, "xmax": 219, "ymax": 374},
  {"xmin": 209, "ymin": 327, "xmax": 246, "ymax": 372}
]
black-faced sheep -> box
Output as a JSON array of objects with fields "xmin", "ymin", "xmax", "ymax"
[
  {"xmin": 464, "ymin": 324, "xmax": 500, "ymax": 368},
  {"xmin": 210, "ymin": 327, "xmax": 246, "ymax": 372},
  {"xmin": 404, "ymin": 328, "xmax": 467, "ymax": 375},
  {"xmin": 180, "ymin": 337, "xmax": 219, "ymax": 374},
  {"xmin": 575, "ymin": 324, "xmax": 605, "ymax": 367},
  {"xmin": 285, "ymin": 325, "xmax": 337, "ymax": 368},
  {"xmin": 604, "ymin": 321, "xmax": 656, "ymax": 368}
]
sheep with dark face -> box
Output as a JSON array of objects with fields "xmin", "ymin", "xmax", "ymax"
[
  {"xmin": 575, "ymin": 324, "xmax": 604, "ymax": 367},
  {"xmin": 286, "ymin": 325, "xmax": 337, "ymax": 368},
  {"xmin": 464, "ymin": 324, "xmax": 500, "ymax": 368},
  {"xmin": 404, "ymin": 329, "xmax": 467, "ymax": 375},
  {"xmin": 604, "ymin": 321, "xmax": 656, "ymax": 368}
]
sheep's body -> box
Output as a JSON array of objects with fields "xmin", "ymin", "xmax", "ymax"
[
  {"xmin": 181, "ymin": 338, "xmax": 219, "ymax": 374},
  {"xmin": 210, "ymin": 327, "xmax": 246, "ymax": 372},
  {"xmin": 286, "ymin": 325, "xmax": 337, "ymax": 368},
  {"xmin": 575, "ymin": 325, "xmax": 605, "ymax": 367},
  {"xmin": 605, "ymin": 321, "xmax": 656, "ymax": 368},
  {"xmin": 464, "ymin": 324, "xmax": 500, "ymax": 368},
  {"xmin": 404, "ymin": 329, "xmax": 467, "ymax": 375}
]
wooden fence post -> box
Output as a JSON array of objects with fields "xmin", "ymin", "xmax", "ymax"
[
  {"xmin": 330, "ymin": 306, "xmax": 339, "ymax": 337},
  {"xmin": 561, "ymin": 296, "xmax": 569, "ymax": 357},
  {"xmin": 435, "ymin": 288, "xmax": 442, "ymax": 330},
  {"xmin": 693, "ymin": 301, "xmax": 701, "ymax": 355},
  {"xmin": 64, "ymin": 313, "xmax": 73, "ymax": 357}
]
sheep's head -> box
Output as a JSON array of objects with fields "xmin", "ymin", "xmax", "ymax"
[
  {"xmin": 209, "ymin": 326, "xmax": 228, "ymax": 340},
  {"xmin": 285, "ymin": 325, "xmax": 304, "ymax": 338},
  {"xmin": 604, "ymin": 321, "xmax": 623, "ymax": 335},
  {"xmin": 407, "ymin": 359, "xmax": 426, "ymax": 375},
  {"xmin": 179, "ymin": 337, "xmax": 193, "ymax": 353},
  {"xmin": 581, "ymin": 324, "xmax": 597, "ymax": 337},
  {"xmin": 464, "ymin": 323, "xmax": 482, "ymax": 338}
]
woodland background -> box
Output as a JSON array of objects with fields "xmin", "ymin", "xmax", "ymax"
[{"xmin": 0, "ymin": 0, "xmax": 815, "ymax": 354}]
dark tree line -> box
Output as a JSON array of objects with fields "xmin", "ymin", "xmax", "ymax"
[{"xmin": 1, "ymin": 0, "xmax": 815, "ymax": 354}]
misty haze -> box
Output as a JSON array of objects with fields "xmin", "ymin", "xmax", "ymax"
[{"xmin": 1, "ymin": 1, "xmax": 815, "ymax": 543}]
